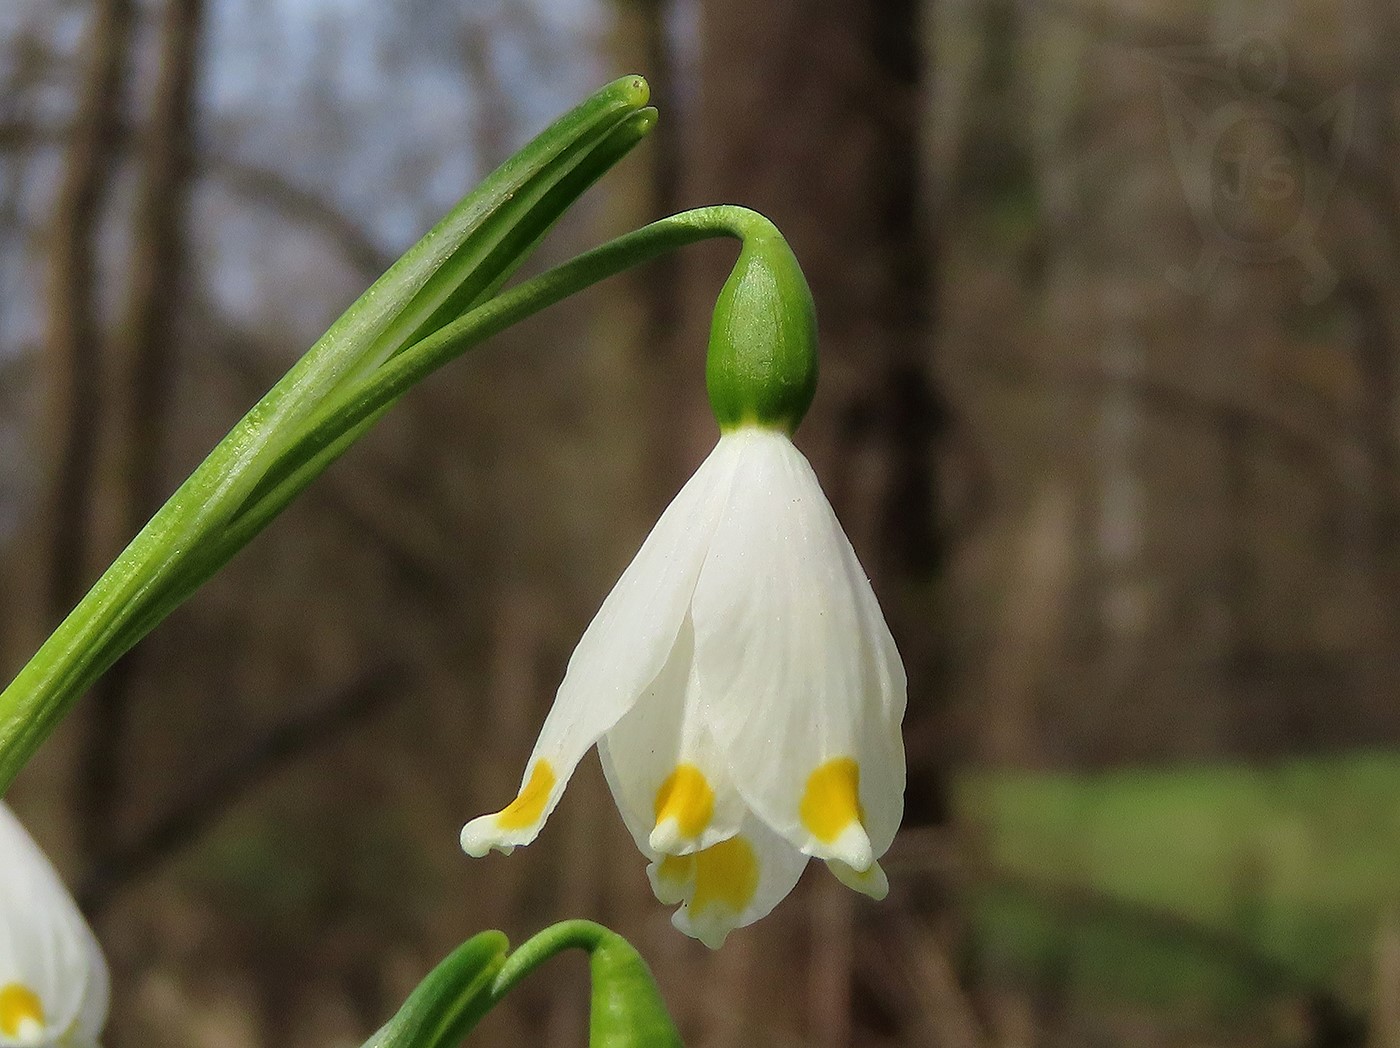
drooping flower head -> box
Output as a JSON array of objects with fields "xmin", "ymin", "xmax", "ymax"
[
  {"xmin": 461, "ymin": 224, "xmax": 906, "ymax": 948},
  {"xmin": 0, "ymin": 803, "xmax": 108, "ymax": 1048}
]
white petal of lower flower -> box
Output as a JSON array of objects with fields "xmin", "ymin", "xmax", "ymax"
[
  {"xmin": 645, "ymin": 814, "xmax": 808, "ymax": 950},
  {"xmin": 70, "ymin": 932, "xmax": 109, "ymax": 1048},
  {"xmin": 462, "ymin": 438, "xmax": 746, "ymax": 857},
  {"xmin": 0, "ymin": 804, "xmax": 107, "ymax": 1048},
  {"xmin": 599, "ymin": 619, "xmax": 747, "ymax": 858},
  {"xmin": 691, "ymin": 429, "xmax": 906, "ymax": 873}
]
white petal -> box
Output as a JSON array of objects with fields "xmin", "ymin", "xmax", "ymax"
[
  {"xmin": 0, "ymin": 804, "xmax": 107, "ymax": 1045},
  {"xmin": 836, "ymin": 527, "xmax": 908, "ymax": 860},
  {"xmin": 599, "ymin": 619, "xmax": 747, "ymax": 858},
  {"xmin": 690, "ymin": 429, "xmax": 906, "ymax": 872},
  {"xmin": 462, "ymin": 438, "xmax": 746, "ymax": 857},
  {"xmin": 70, "ymin": 929, "xmax": 109, "ymax": 1045},
  {"xmin": 645, "ymin": 814, "xmax": 808, "ymax": 950},
  {"xmin": 826, "ymin": 858, "xmax": 889, "ymax": 901}
]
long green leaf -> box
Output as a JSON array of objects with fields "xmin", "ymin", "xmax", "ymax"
[
  {"xmin": 0, "ymin": 76, "xmax": 652, "ymax": 792},
  {"xmin": 363, "ymin": 932, "xmax": 509, "ymax": 1048}
]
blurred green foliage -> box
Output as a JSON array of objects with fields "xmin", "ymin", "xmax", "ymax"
[{"xmin": 958, "ymin": 753, "xmax": 1400, "ymax": 1013}]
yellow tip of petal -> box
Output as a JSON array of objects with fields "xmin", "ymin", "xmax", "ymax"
[
  {"xmin": 0, "ymin": 983, "xmax": 44, "ymax": 1038},
  {"xmin": 800, "ymin": 758, "xmax": 871, "ymax": 866},
  {"xmin": 690, "ymin": 835, "xmax": 760, "ymax": 917},
  {"xmin": 460, "ymin": 759, "xmax": 556, "ymax": 856},
  {"xmin": 658, "ymin": 835, "xmax": 763, "ymax": 949},
  {"xmin": 652, "ymin": 764, "xmax": 715, "ymax": 844},
  {"xmin": 824, "ymin": 821, "xmax": 874, "ymax": 871},
  {"xmin": 497, "ymin": 759, "xmax": 556, "ymax": 830},
  {"xmin": 827, "ymin": 858, "xmax": 890, "ymax": 901},
  {"xmin": 649, "ymin": 818, "xmax": 686, "ymax": 855},
  {"xmin": 459, "ymin": 816, "xmax": 500, "ymax": 857}
]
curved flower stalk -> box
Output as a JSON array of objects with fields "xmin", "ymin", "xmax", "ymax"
[
  {"xmin": 0, "ymin": 805, "xmax": 108, "ymax": 1048},
  {"xmin": 462, "ymin": 228, "xmax": 907, "ymax": 948},
  {"xmin": 362, "ymin": 921, "xmax": 679, "ymax": 1048}
]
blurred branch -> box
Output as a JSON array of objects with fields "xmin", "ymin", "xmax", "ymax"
[
  {"xmin": 1337, "ymin": 276, "xmax": 1400, "ymax": 551},
  {"xmin": 884, "ymin": 825, "xmax": 1367, "ymax": 1044},
  {"xmin": 1024, "ymin": 0, "xmax": 1397, "ymax": 91},
  {"xmin": 858, "ymin": 917, "xmax": 986, "ymax": 1048},
  {"xmin": 888, "ymin": 826, "xmax": 1331, "ymax": 999},
  {"xmin": 38, "ymin": 0, "xmax": 133, "ymax": 625},
  {"xmin": 613, "ymin": 0, "xmax": 684, "ymax": 360},
  {"xmin": 202, "ymin": 315, "xmax": 465, "ymax": 601},
  {"xmin": 0, "ymin": 117, "xmax": 392, "ymax": 281},
  {"xmin": 208, "ymin": 156, "xmax": 394, "ymax": 278},
  {"xmin": 82, "ymin": 0, "xmax": 205, "ymax": 875},
  {"xmin": 981, "ymin": 863, "xmax": 1365, "ymax": 1048},
  {"xmin": 971, "ymin": 351, "xmax": 1374, "ymax": 502},
  {"xmin": 459, "ymin": 13, "xmax": 514, "ymax": 170},
  {"xmin": 987, "ymin": 867, "xmax": 1311, "ymax": 992},
  {"xmin": 1003, "ymin": 0, "xmax": 1400, "ymax": 260},
  {"xmin": 808, "ymin": 879, "xmax": 855, "ymax": 1048},
  {"xmin": 1373, "ymin": 920, "xmax": 1400, "ymax": 1048},
  {"xmin": 79, "ymin": 661, "xmax": 410, "ymax": 914}
]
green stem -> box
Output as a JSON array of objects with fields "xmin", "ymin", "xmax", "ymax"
[
  {"xmin": 236, "ymin": 205, "xmax": 783, "ymax": 525},
  {"xmin": 141, "ymin": 205, "xmax": 772, "ymax": 651},
  {"xmin": 489, "ymin": 919, "xmax": 611, "ymax": 1001},
  {"xmin": 363, "ymin": 922, "xmax": 682, "ymax": 1047},
  {"xmin": 484, "ymin": 921, "xmax": 682, "ymax": 1047}
]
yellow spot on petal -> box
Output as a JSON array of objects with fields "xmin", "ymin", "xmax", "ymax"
[
  {"xmin": 496, "ymin": 759, "xmax": 555, "ymax": 830},
  {"xmin": 800, "ymin": 758, "xmax": 866, "ymax": 843},
  {"xmin": 690, "ymin": 836, "xmax": 760, "ymax": 916},
  {"xmin": 656, "ymin": 853, "xmax": 695, "ymax": 883},
  {"xmin": 653, "ymin": 764, "xmax": 715, "ymax": 839},
  {"xmin": 0, "ymin": 983, "xmax": 44, "ymax": 1037}
]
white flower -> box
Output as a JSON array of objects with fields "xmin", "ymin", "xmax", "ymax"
[
  {"xmin": 0, "ymin": 803, "xmax": 108, "ymax": 1048},
  {"xmin": 462, "ymin": 425, "xmax": 906, "ymax": 948}
]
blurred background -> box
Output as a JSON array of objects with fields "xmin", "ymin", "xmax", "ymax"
[{"xmin": 2, "ymin": 0, "xmax": 1398, "ymax": 1045}]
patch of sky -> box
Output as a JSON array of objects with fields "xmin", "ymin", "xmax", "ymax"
[
  {"xmin": 196, "ymin": 0, "xmax": 606, "ymax": 329},
  {"xmin": 0, "ymin": 147, "xmax": 62, "ymax": 361}
]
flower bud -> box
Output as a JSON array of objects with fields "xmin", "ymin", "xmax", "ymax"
[
  {"xmin": 706, "ymin": 229, "xmax": 818, "ymax": 434},
  {"xmin": 588, "ymin": 932, "xmax": 684, "ymax": 1047}
]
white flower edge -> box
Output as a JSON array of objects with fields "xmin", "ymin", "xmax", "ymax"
[{"xmin": 0, "ymin": 803, "xmax": 108, "ymax": 1047}]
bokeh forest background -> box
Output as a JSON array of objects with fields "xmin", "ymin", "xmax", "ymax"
[{"xmin": 2, "ymin": 0, "xmax": 1399, "ymax": 1045}]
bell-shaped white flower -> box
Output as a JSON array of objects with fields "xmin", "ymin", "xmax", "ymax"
[
  {"xmin": 462, "ymin": 425, "xmax": 906, "ymax": 948},
  {"xmin": 0, "ymin": 803, "xmax": 108, "ymax": 1048}
]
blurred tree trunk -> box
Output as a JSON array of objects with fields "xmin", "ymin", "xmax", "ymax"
[
  {"xmin": 1335, "ymin": 0, "xmax": 1400, "ymax": 728},
  {"xmin": 100, "ymin": 0, "xmax": 203, "ymax": 555},
  {"xmin": 615, "ymin": 0, "xmax": 684, "ymax": 361},
  {"xmin": 689, "ymin": 0, "xmax": 944, "ymax": 1043},
  {"xmin": 82, "ymin": 0, "xmax": 204, "ymax": 886},
  {"xmin": 690, "ymin": 0, "xmax": 943, "ymax": 714},
  {"xmin": 1348, "ymin": 0, "xmax": 1398, "ymax": 540},
  {"xmin": 37, "ymin": 0, "xmax": 133, "ymax": 633},
  {"xmin": 0, "ymin": 15, "xmax": 44, "ymax": 673},
  {"xmin": 609, "ymin": 0, "xmax": 690, "ymax": 499}
]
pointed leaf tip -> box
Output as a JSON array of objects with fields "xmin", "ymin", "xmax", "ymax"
[{"xmin": 612, "ymin": 74, "xmax": 650, "ymax": 108}]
